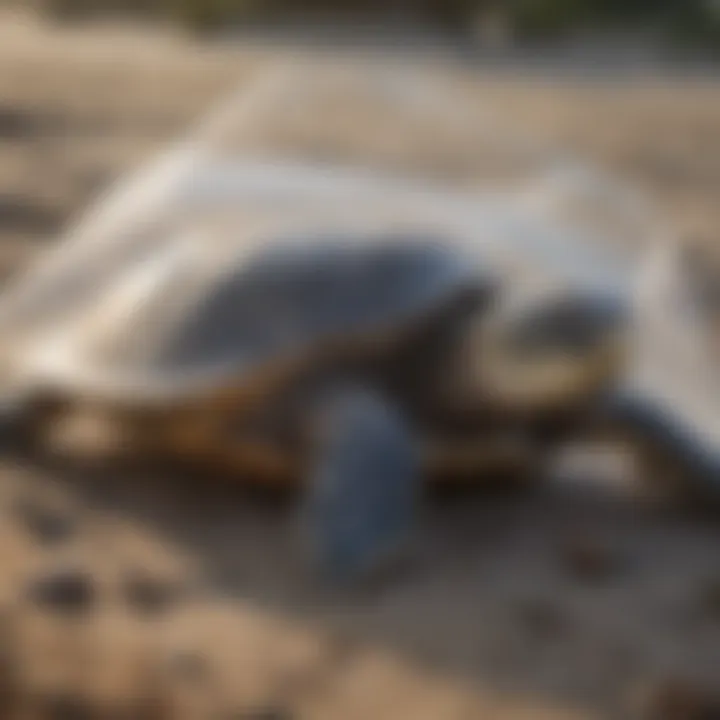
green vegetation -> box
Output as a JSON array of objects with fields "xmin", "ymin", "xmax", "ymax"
[
  {"xmin": 509, "ymin": 0, "xmax": 597, "ymax": 38},
  {"xmin": 35, "ymin": 0, "xmax": 720, "ymax": 50},
  {"xmin": 504, "ymin": 0, "xmax": 720, "ymax": 45},
  {"xmin": 666, "ymin": 2, "xmax": 720, "ymax": 50}
]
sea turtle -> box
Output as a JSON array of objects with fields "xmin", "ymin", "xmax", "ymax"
[
  {"xmin": 0, "ymin": 210, "xmax": 717, "ymax": 586},
  {"xmin": 0, "ymin": 66, "xmax": 717, "ymax": 585},
  {"xmin": 0, "ymin": 220, "xmax": 631, "ymax": 580}
]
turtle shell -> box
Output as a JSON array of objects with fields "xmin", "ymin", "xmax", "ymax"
[
  {"xmin": 0, "ymin": 61, "xmax": 648, "ymax": 408},
  {"xmin": 17, "ymin": 231, "xmax": 479, "ymax": 403}
]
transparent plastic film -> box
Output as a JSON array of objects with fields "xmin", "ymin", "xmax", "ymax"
[{"xmin": 0, "ymin": 58, "xmax": 667, "ymax": 394}]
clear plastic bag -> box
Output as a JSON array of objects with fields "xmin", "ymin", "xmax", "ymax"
[{"xmin": 0, "ymin": 59, "xmax": 653, "ymax": 341}]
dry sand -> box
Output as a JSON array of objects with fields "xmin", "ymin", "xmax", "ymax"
[{"xmin": 0, "ymin": 12, "xmax": 717, "ymax": 718}]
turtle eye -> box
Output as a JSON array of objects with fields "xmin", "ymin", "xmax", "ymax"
[{"xmin": 505, "ymin": 293, "xmax": 625, "ymax": 358}]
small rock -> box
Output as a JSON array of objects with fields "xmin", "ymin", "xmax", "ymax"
[
  {"xmin": 122, "ymin": 571, "xmax": 186, "ymax": 617},
  {"xmin": 560, "ymin": 533, "xmax": 622, "ymax": 583},
  {"xmin": 13, "ymin": 496, "xmax": 77, "ymax": 546},
  {"xmin": 166, "ymin": 651, "xmax": 210, "ymax": 683},
  {"xmin": 632, "ymin": 677, "xmax": 720, "ymax": 720},
  {"xmin": 231, "ymin": 705, "xmax": 294, "ymax": 720},
  {"xmin": 700, "ymin": 577, "xmax": 720, "ymax": 620},
  {"xmin": 35, "ymin": 693, "xmax": 94, "ymax": 720},
  {"xmin": 118, "ymin": 697, "xmax": 174, "ymax": 720},
  {"xmin": 517, "ymin": 598, "xmax": 567, "ymax": 640},
  {"xmin": 26, "ymin": 568, "xmax": 96, "ymax": 615}
]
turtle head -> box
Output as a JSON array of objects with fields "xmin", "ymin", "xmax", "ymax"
[{"xmin": 476, "ymin": 289, "xmax": 628, "ymax": 413}]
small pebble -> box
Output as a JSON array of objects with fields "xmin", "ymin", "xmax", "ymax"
[
  {"xmin": 700, "ymin": 577, "xmax": 720, "ymax": 620},
  {"xmin": 13, "ymin": 496, "xmax": 77, "ymax": 546},
  {"xmin": 517, "ymin": 598, "xmax": 567, "ymax": 640},
  {"xmin": 35, "ymin": 693, "xmax": 94, "ymax": 720},
  {"xmin": 122, "ymin": 571, "xmax": 186, "ymax": 617},
  {"xmin": 231, "ymin": 705, "xmax": 294, "ymax": 720},
  {"xmin": 26, "ymin": 568, "xmax": 96, "ymax": 615},
  {"xmin": 115, "ymin": 697, "xmax": 173, "ymax": 720},
  {"xmin": 560, "ymin": 533, "xmax": 622, "ymax": 583},
  {"xmin": 166, "ymin": 651, "xmax": 210, "ymax": 683},
  {"xmin": 133, "ymin": 704, "xmax": 171, "ymax": 720}
]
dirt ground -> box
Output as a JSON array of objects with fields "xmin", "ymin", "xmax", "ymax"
[{"xmin": 0, "ymin": 11, "xmax": 718, "ymax": 719}]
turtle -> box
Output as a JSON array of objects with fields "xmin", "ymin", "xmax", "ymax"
[
  {"xmin": 0, "ymin": 226, "xmax": 607, "ymax": 574},
  {"xmin": 0, "ymin": 58, "xmax": 717, "ymax": 584},
  {"xmin": 0, "ymin": 214, "xmax": 717, "ymax": 586}
]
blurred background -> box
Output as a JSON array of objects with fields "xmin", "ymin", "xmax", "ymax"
[
  {"xmin": 0, "ymin": 2, "xmax": 717, "ymax": 719},
  {"xmin": 23, "ymin": 0, "xmax": 720, "ymax": 50}
]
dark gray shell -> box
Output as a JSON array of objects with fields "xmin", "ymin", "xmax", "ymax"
[{"xmin": 20, "ymin": 232, "xmax": 481, "ymax": 401}]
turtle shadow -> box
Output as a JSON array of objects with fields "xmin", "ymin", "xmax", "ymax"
[{"xmin": 9, "ymin": 453, "xmax": 720, "ymax": 718}]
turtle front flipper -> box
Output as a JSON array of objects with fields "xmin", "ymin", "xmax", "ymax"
[
  {"xmin": 594, "ymin": 389, "xmax": 720, "ymax": 510},
  {"xmin": 301, "ymin": 387, "xmax": 422, "ymax": 587}
]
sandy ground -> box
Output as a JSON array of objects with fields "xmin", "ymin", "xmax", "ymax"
[{"xmin": 0, "ymin": 11, "xmax": 717, "ymax": 719}]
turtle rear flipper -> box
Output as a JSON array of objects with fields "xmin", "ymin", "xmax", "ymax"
[
  {"xmin": 598, "ymin": 389, "xmax": 720, "ymax": 510},
  {"xmin": 301, "ymin": 387, "xmax": 422, "ymax": 587}
]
